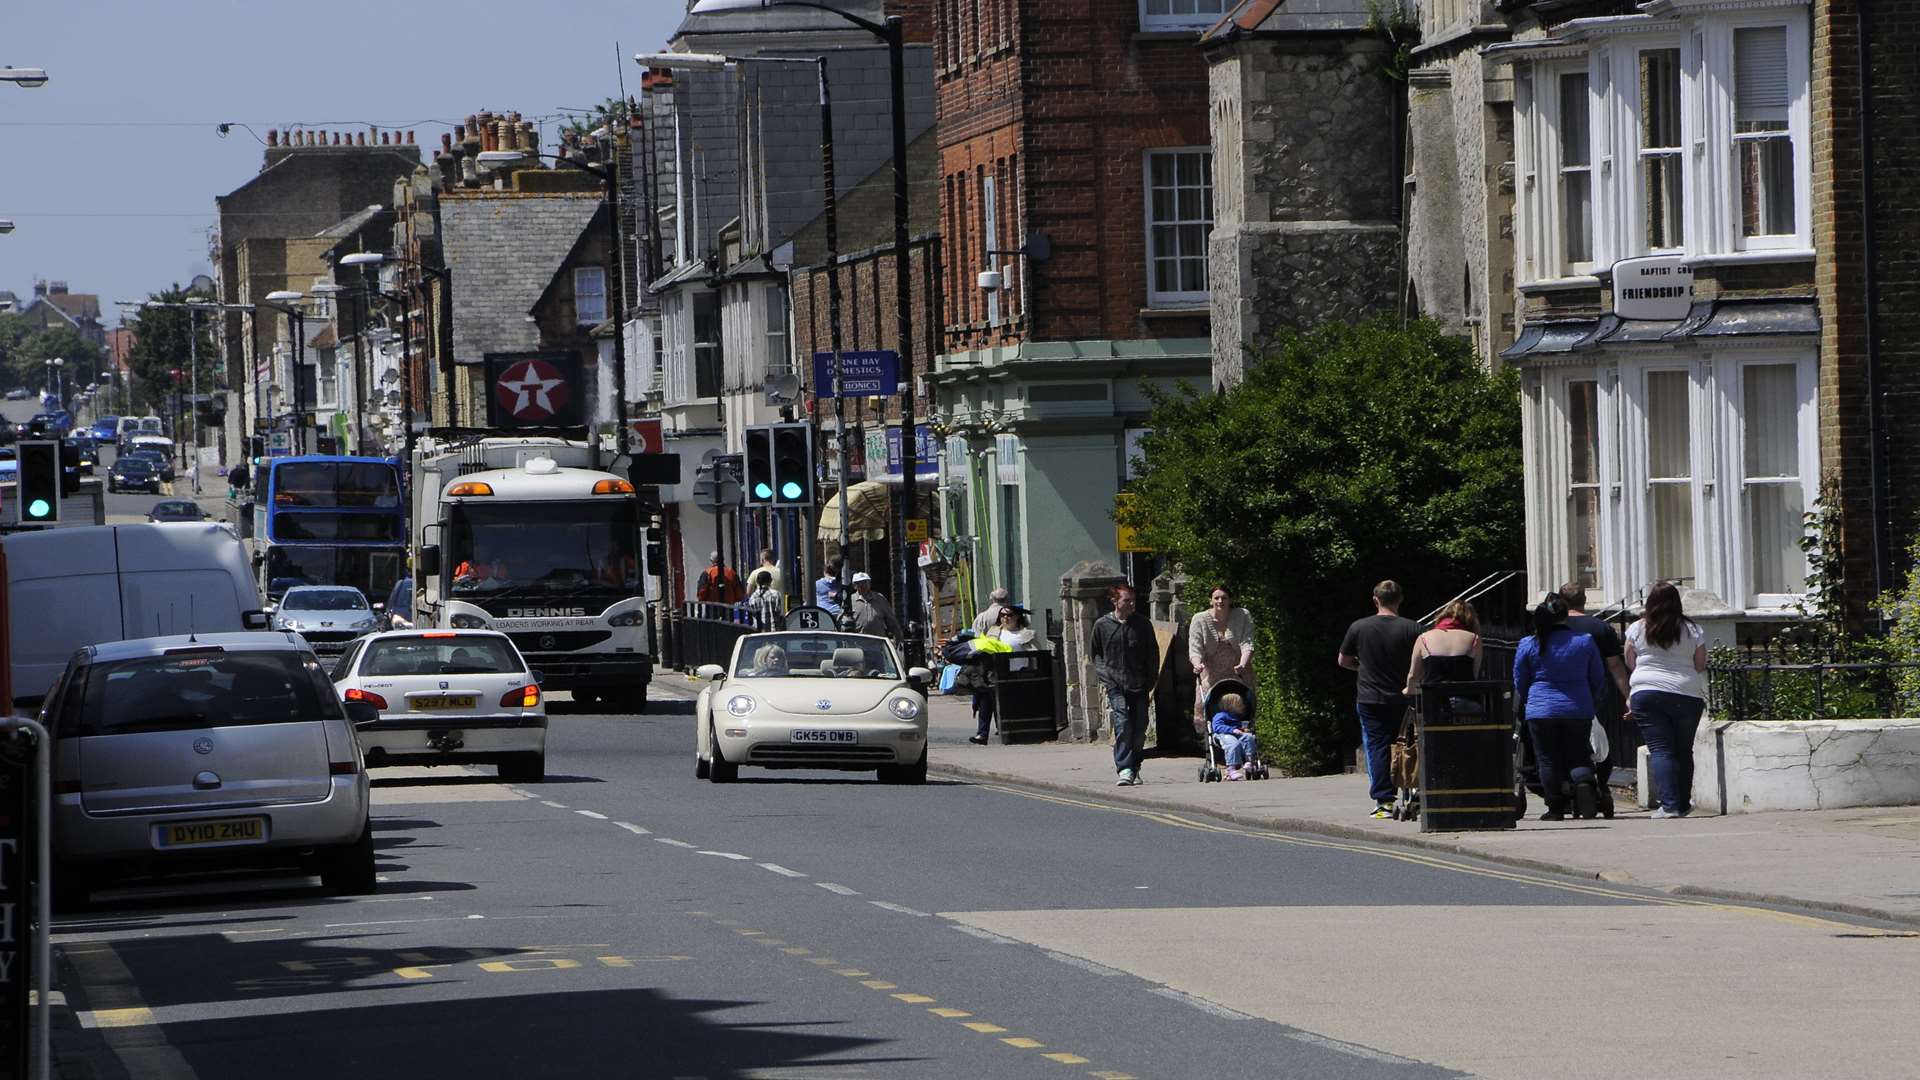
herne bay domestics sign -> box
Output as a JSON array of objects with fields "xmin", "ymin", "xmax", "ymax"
[{"xmin": 1612, "ymin": 255, "xmax": 1696, "ymax": 321}]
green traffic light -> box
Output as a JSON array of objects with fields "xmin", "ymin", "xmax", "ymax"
[
  {"xmin": 781, "ymin": 481, "xmax": 803, "ymax": 500},
  {"xmin": 754, "ymin": 482, "xmax": 774, "ymax": 500},
  {"xmin": 26, "ymin": 498, "xmax": 51, "ymax": 519}
]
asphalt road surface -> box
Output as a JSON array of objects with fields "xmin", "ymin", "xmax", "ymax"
[{"xmin": 46, "ymin": 677, "xmax": 1920, "ymax": 1080}]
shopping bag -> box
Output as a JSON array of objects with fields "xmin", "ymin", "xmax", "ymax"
[{"xmin": 1389, "ymin": 705, "xmax": 1420, "ymax": 791}]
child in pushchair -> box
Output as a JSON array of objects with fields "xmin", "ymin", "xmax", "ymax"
[{"xmin": 1198, "ymin": 679, "xmax": 1271, "ymax": 782}]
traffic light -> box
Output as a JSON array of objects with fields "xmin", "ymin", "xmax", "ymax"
[
  {"xmin": 771, "ymin": 424, "xmax": 814, "ymax": 506},
  {"xmin": 743, "ymin": 426, "xmax": 774, "ymax": 506},
  {"xmin": 16, "ymin": 440, "xmax": 60, "ymax": 525},
  {"xmin": 59, "ymin": 440, "xmax": 81, "ymax": 496}
]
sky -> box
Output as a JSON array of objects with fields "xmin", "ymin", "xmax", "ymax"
[{"xmin": 0, "ymin": 0, "xmax": 685, "ymax": 324}]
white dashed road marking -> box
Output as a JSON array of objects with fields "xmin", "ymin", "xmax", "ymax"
[
  {"xmin": 656, "ymin": 838, "xmax": 697, "ymax": 849},
  {"xmin": 697, "ymin": 851, "xmax": 751, "ymax": 860},
  {"xmin": 867, "ymin": 901, "xmax": 931, "ymax": 917},
  {"xmin": 815, "ymin": 882, "xmax": 861, "ymax": 896},
  {"xmin": 757, "ymin": 863, "xmax": 806, "ymax": 877},
  {"xmin": 614, "ymin": 822, "xmax": 651, "ymax": 835},
  {"xmin": 575, "ymin": 810, "xmax": 608, "ymax": 820}
]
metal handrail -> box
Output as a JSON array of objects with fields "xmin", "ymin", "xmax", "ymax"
[{"xmin": 1418, "ymin": 570, "xmax": 1523, "ymax": 627}]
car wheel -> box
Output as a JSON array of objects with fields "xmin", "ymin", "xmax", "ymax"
[
  {"xmin": 51, "ymin": 862, "xmax": 94, "ymax": 913},
  {"xmin": 572, "ymin": 690, "xmax": 600, "ymax": 709},
  {"xmin": 879, "ymin": 749, "xmax": 929, "ymax": 786},
  {"xmin": 708, "ymin": 728, "xmax": 738, "ymax": 784},
  {"xmin": 498, "ymin": 752, "xmax": 546, "ymax": 782},
  {"xmin": 320, "ymin": 823, "xmax": 378, "ymax": 896},
  {"xmin": 620, "ymin": 687, "xmax": 649, "ymax": 715},
  {"xmin": 695, "ymin": 749, "xmax": 710, "ymax": 779}
]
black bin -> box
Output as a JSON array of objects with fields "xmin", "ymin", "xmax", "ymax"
[
  {"xmin": 1416, "ymin": 679, "xmax": 1517, "ymax": 832},
  {"xmin": 986, "ymin": 651, "xmax": 1057, "ymax": 743}
]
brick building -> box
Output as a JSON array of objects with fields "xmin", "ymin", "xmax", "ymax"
[
  {"xmin": 931, "ymin": 0, "xmax": 1214, "ymax": 609},
  {"xmin": 16, "ymin": 280, "xmax": 106, "ymax": 348}
]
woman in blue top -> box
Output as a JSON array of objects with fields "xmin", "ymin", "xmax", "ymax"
[{"xmin": 1513, "ymin": 594, "xmax": 1607, "ymax": 821}]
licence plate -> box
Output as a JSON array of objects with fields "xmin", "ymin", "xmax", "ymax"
[
  {"xmin": 154, "ymin": 817, "xmax": 268, "ymax": 849},
  {"xmin": 790, "ymin": 730, "xmax": 858, "ymax": 744},
  {"xmin": 410, "ymin": 695, "xmax": 478, "ymax": 711}
]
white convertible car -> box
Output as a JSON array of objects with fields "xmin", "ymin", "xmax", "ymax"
[{"xmin": 695, "ymin": 631, "xmax": 931, "ymax": 784}]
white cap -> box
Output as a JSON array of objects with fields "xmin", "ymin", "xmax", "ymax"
[{"xmin": 851, "ymin": 572, "xmax": 872, "ymax": 584}]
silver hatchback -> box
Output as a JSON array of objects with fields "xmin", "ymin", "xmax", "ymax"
[{"xmin": 40, "ymin": 632, "xmax": 376, "ymax": 907}]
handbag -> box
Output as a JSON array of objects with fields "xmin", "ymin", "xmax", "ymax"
[{"xmin": 1389, "ymin": 704, "xmax": 1420, "ymax": 791}]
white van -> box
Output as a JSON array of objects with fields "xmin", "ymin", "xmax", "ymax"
[{"xmin": 5, "ymin": 523, "xmax": 268, "ymax": 706}]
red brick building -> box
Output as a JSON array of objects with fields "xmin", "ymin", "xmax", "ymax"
[{"xmin": 931, "ymin": 1, "xmax": 1216, "ymax": 606}]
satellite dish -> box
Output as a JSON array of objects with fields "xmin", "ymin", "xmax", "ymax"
[
  {"xmin": 766, "ymin": 374, "xmax": 801, "ymax": 406},
  {"xmin": 188, "ymin": 273, "xmax": 216, "ymax": 294}
]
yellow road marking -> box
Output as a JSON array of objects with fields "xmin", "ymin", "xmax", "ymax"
[
  {"xmin": 1089, "ymin": 1072, "xmax": 1139, "ymax": 1079},
  {"xmin": 892, "ymin": 993, "xmax": 937, "ymax": 1004},
  {"xmin": 928, "ymin": 1007, "xmax": 972, "ymax": 1018},
  {"xmin": 979, "ymin": 783, "xmax": 1879, "ymax": 932},
  {"xmin": 781, "ymin": 947, "xmax": 812, "ymax": 955},
  {"xmin": 392, "ymin": 967, "xmax": 442, "ymax": 980},
  {"xmin": 478, "ymin": 958, "xmax": 582, "ymax": 973},
  {"xmin": 736, "ymin": 929, "xmax": 766, "ymax": 936},
  {"xmin": 1043, "ymin": 1052, "xmax": 1090, "ymax": 1064},
  {"xmin": 860, "ymin": 980, "xmax": 899, "ymax": 990},
  {"xmin": 90, "ymin": 1007, "xmax": 155, "ymax": 1029},
  {"xmin": 835, "ymin": 968, "xmax": 871, "ymax": 977},
  {"xmin": 806, "ymin": 957, "xmax": 841, "ymax": 965},
  {"xmin": 1001, "ymin": 1037, "xmax": 1044, "ymax": 1049},
  {"xmin": 963, "ymin": 1022, "xmax": 1008, "ymax": 1033}
]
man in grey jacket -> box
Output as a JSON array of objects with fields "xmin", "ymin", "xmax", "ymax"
[
  {"xmin": 849, "ymin": 572, "xmax": 902, "ymax": 641},
  {"xmin": 1090, "ymin": 584, "xmax": 1160, "ymax": 786}
]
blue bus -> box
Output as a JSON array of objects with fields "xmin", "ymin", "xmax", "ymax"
[{"xmin": 253, "ymin": 455, "xmax": 407, "ymax": 612}]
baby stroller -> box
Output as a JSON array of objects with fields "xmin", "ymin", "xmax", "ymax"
[
  {"xmin": 1197, "ymin": 679, "xmax": 1271, "ymax": 782},
  {"xmin": 1513, "ymin": 707, "xmax": 1616, "ymax": 819}
]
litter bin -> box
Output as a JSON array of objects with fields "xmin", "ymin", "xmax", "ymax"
[
  {"xmin": 985, "ymin": 651, "xmax": 1057, "ymax": 744},
  {"xmin": 1416, "ymin": 679, "xmax": 1517, "ymax": 832}
]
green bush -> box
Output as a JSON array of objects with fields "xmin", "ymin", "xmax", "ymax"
[{"xmin": 1123, "ymin": 317, "xmax": 1523, "ymax": 774}]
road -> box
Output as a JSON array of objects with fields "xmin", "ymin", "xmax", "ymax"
[{"xmin": 45, "ymin": 680, "xmax": 1920, "ymax": 1080}]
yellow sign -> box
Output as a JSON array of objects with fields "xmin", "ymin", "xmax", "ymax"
[
  {"xmin": 904, "ymin": 518, "xmax": 929, "ymax": 543},
  {"xmin": 1115, "ymin": 493, "xmax": 1151, "ymax": 553}
]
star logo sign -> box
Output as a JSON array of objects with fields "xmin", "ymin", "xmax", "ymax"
[{"xmin": 495, "ymin": 359, "xmax": 570, "ymax": 422}]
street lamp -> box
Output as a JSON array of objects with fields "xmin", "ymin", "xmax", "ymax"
[
  {"xmin": 338, "ymin": 251, "xmax": 447, "ymax": 462},
  {"xmin": 140, "ymin": 298, "xmax": 214, "ymax": 493},
  {"xmin": 0, "ymin": 219, "xmax": 14, "ymax": 234},
  {"xmin": 0, "ymin": 67, "xmax": 48, "ymax": 88},
  {"xmin": 263, "ymin": 290, "xmax": 312, "ymax": 454},
  {"xmin": 311, "ymin": 281, "xmax": 370, "ymax": 455},
  {"xmin": 473, "ymin": 148, "xmax": 633, "ymax": 455},
  {"xmin": 686, "ymin": 0, "xmax": 924, "ymax": 665},
  {"xmin": 46, "ymin": 357, "xmax": 63, "ymax": 404}
]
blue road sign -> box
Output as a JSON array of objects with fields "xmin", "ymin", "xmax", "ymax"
[{"xmin": 812, "ymin": 351, "xmax": 900, "ymax": 399}]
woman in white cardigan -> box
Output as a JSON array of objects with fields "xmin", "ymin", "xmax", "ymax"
[{"xmin": 1188, "ymin": 585, "xmax": 1254, "ymax": 734}]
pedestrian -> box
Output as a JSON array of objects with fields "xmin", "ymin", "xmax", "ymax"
[
  {"xmin": 1187, "ymin": 585, "xmax": 1254, "ymax": 737},
  {"xmin": 815, "ymin": 557, "xmax": 844, "ymax": 619},
  {"xmin": 696, "ymin": 551, "xmax": 744, "ymax": 606},
  {"xmin": 1208, "ymin": 692, "xmax": 1258, "ymax": 781},
  {"xmin": 1514, "ymin": 594, "xmax": 1607, "ymax": 821},
  {"xmin": 1624, "ymin": 581, "xmax": 1707, "ymax": 819},
  {"xmin": 973, "ymin": 586, "xmax": 1010, "ymax": 635},
  {"xmin": 1092, "ymin": 584, "xmax": 1161, "ymax": 786},
  {"xmin": 745, "ymin": 570, "xmax": 782, "ymax": 629},
  {"xmin": 1404, "ymin": 599, "xmax": 1482, "ymax": 694},
  {"xmin": 755, "ymin": 548, "xmax": 784, "ymax": 598},
  {"xmin": 1559, "ymin": 583, "xmax": 1632, "ymax": 724},
  {"xmin": 970, "ymin": 603, "xmax": 1036, "ymax": 745},
  {"xmin": 1338, "ymin": 580, "xmax": 1422, "ymax": 819},
  {"xmin": 848, "ymin": 572, "xmax": 902, "ymax": 640}
]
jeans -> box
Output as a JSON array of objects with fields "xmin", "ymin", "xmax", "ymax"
[
  {"xmin": 973, "ymin": 687, "xmax": 995, "ymax": 740},
  {"xmin": 1528, "ymin": 715, "xmax": 1596, "ymax": 811},
  {"xmin": 1108, "ymin": 687, "xmax": 1149, "ymax": 775},
  {"xmin": 1217, "ymin": 732, "xmax": 1257, "ymax": 768},
  {"xmin": 1355, "ymin": 699, "xmax": 1406, "ymax": 803},
  {"xmin": 1632, "ymin": 690, "xmax": 1704, "ymax": 814}
]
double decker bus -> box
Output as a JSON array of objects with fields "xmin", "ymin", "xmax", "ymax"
[{"xmin": 252, "ymin": 455, "xmax": 407, "ymax": 611}]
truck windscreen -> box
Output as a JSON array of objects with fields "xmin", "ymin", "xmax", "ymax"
[{"xmin": 447, "ymin": 501, "xmax": 640, "ymax": 597}]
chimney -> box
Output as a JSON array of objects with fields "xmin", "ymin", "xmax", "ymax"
[
  {"xmin": 49, "ymin": 281, "xmax": 67, "ymax": 295},
  {"xmin": 356, "ymin": 131, "xmax": 366, "ymax": 146},
  {"xmin": 332, "ymin": 131, "xmax": 342, "ymax": 146},
  {"xmin": 268, "ymin": 129, "xmax": 279, "ymax": 147},
  {"xmin": 406, "ymin": 130, "xmax": 415, "ymax": 145},
  {"xmin": 381, "ymin": 131, "xmax": 391, "ymax": 145}
]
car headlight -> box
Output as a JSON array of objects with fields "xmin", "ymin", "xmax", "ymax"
[
  {"xmin": 450, "ymin": 613, "xmax": 488, "ymax": 629},
  {"xmin": 888, "ymin": 696, "xmax": 922, "ymax": 721},
  {"xmin": 608, "ymin": 608, "xmax": 646, "ymax": 627},
  {"xmin": 725, "ymin": 694, "xmax": 756, "ymax": 717}
]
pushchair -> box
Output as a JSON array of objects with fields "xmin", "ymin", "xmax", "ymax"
[
  {"xmin": 1197, "ymin": 679, "xmax": 1271, "ymax": 782},
  {"xmin": 1513, "ymin": 706, "xmax": 1616, "ymax": 819}
]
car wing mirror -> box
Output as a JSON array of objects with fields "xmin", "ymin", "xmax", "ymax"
[
  {"xmin": 695, "ymin": 664, "xmax": 726, "ymax": 682},
  {"xmin": 907, "ymin": 666, "xmax": 933, "ymax": 688},
  {"xmin": 243, "ymin": 610, "xmax": 270, "ymax": 630}
]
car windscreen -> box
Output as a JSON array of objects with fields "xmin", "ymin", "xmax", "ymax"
[
  {"xmin": 731, "ymin": 634, "xmax": 900, "ymax": 679},
  {"xmin": 77, "ymin": 651, "xmax": 337, "ymax": 736},
  {"xmin": 360, "ymin": 636, "xmax": 524, "ymax": 677},
  {"xmin": 285, "ymin": 589, "xmax": 367, "ymax": 611},
  {"xmin": 116, "ymin": 460, "xmax": 153, "ymax": 474}
]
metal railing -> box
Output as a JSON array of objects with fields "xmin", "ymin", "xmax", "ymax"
[{"xmin": 1709, "ymin": 644, "xmax": 1920, "ymax": 723}]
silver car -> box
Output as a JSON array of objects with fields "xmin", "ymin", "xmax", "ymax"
[
  {"xmin": 274, "ymin": 585, "xmax": 381, "ymax": 654},
  {"xmin": 41, "ymin": 632, "xmax": 376, "ymax": 906}
]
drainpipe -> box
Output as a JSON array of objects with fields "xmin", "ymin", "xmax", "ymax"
[{"xmin": 1857, "ymin": 8, "xmax": 1889, "ymax": 614}]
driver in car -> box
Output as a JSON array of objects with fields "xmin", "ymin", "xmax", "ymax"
[{"xmin": 748, "ymin": 644, "xmax": 789, "ymax": 677}]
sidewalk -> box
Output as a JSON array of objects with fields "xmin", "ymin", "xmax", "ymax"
[{"xmin": 924, "ymin": 693, "xmax": 1920, "ymax": 926}]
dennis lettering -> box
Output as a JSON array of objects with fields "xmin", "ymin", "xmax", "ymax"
[{"xmin": 506, "ymin": 608, "xmax": 589, "ymax": 619}]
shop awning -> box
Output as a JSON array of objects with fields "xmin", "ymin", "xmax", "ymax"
[{"xmin": 817, "ymin": 481, "xmax": 892, "ymax": 544}]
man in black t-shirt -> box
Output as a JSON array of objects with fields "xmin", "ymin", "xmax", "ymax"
[
  {"xmin": 1558, "ymin": 583, "xmax": 1632, "ymax": 752},
  {"xmin": 1338, "ymin": 580, "xmax": 1422, "ymax": 818}
]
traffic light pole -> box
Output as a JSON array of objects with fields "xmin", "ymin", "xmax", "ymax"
[{"xmin": 815, "ymin": 57, "xmax": 852, "ymax": 629}]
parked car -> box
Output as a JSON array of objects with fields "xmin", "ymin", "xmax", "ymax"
[
  {"xmin": 4, "ymin": 387, "xmax": 29, "ymax": 401},
  {"xmin": 147, "ymin": 499, "xmax": 208, "ymax": 523},
  {"xmin": 384, "ymin": 577, "xmax": 414, "ymax": 630},
  {"xmin": 694, "ymin": 631, "xmax": 931, "ymax": 784},
  {"xmin": 273, "ymin": 586, "xmax": 380, "ymax": 654},
  {"xmin": 91, "ymin": 416, "xmax": 120, "ymax": 443},
  {"xmin": 41, "ymin": 632, "xmax": 376, "ymax": 906},
  {"xmin": 108, "ymin": 457, "xmax": 159, "ymax": 493},
  {"xmin": 126, "ymin": 446, "xmax": 175, "ymax": 482},
  {"xmin": 331, "ymin": 629, "xmax": 547, "ymax": 780},
  {"xmin": 64, "ymin": 435, "xmax": 96, "ymax": 475}
]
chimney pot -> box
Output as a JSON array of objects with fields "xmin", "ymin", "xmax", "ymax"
[
  {"xmin": 441, "ymin": 132, "xmax": 453, "ymax": 151},
  {"xmin": 268, "ymin": 129, "xmax": 279, "ymax": 146},
  {"xmin": 332, "ymin": 131, "xmax": 341, "ymax": 146},
  {"xmin": 383, "ymin": 131, "xmax": 392, "ymax": 145},
  {"xmin": 407, "ymin": 130, "xmax": 415, "ymax": 144}
]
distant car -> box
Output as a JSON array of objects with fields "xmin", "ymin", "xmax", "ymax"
[
  {"xmin": 4, "ymin": 388, "xmax": 28, "ymax": 401},
  {"xmin": 0, "ymin": 448, "xmax": 15, "ymax": 479},
  {"xmin": 330, "ymin": 629, "xmax": 547, "ymax": 780},
  {"xmin": 147, "ymin": 499, "xmax": 208, "ymax": 523},
  {"xmin": 91, "ymin": 416, "xmax": 119, "ymax": 443},
  {"xmin": 385, "ymin": 577, "xmax": 414, "ymax": 630},
  {"xmin": 30, "ymin": 412, "xmax": 71, "ymax": 436},
  {"xmin": 64, "ymin": 436, "xmax": 96, "ymax": 475},
  {"xmin": 125, "ymin": 449, "xmax": 175, "ymax": 482},
  {"xmin": 107, "ymin": 457, "xmax": 159, "ymax": 493},
  {"xmin": 41, "ymin": 632, "xmax": 376, "ymax": 907},
  {"xmin": 694, "ymin": 630, "xmax": 931, "ymax": 785},
  {"xmin": 273, "ymin": 586, "xmax": 380, "ymax": 654}
]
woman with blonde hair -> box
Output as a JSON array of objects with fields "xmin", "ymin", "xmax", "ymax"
[{"xmin": 1405, "ymin": 599, "xmax": 1482, "ymax": 693}]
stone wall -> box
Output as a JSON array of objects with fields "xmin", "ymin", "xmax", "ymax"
[
  {"xmin": 1691, "ymin": 718, "xmax": 1920, "ymax": 814},
  {"xmin": 1058, "ymin": 559, "xmax": 1127, "ymax": 742}
]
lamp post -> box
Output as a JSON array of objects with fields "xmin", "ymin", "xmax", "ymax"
[
  {"xmin": 474, "ymin": 148, "xmax": 632, "ymax": 455},
  {"xmin": 0, "ymin": 219, "xmax": 15, "ymax": 234},
  {"xmin": 262, "ymin": 291, "xmax": 310, "ymax": 454},
  {"xmin": 312, "ymin": 281, "xmax": 372, "ymax": 455},
  {"xmin": 686, "ymin": 0, "xmax": 923, "ymax": 665},
  {"xmin": 339, "ymin": 251, "xmax": 448, "ymax": 462},
  {"xmin": 0, "ymin": 67, "xmax": 48, "ymax": 88},
  {"xmin": 138, "ymin": 299, "xmax": 212, "ymax": 493}
]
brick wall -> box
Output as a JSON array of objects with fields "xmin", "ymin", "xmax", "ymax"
[
  {"xmin": 936, "ymin": 0, "xmax": 1212, "ymax": 357},
  {"xmin": 788, "ymin": 234, "xmax": 943, "ymax": 428}
]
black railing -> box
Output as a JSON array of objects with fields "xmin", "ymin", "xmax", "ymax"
[{"xmin": 1709, "ymin": 644, "xmax": 1920, "ymax": 723}]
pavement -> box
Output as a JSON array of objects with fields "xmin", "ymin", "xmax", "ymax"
[{"xmin": 922, "ymin": 691, "xmax": 1920, "ymax": 927}]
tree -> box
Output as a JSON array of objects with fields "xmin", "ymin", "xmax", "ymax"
[
  {"xmin": 124, "ymin": 284, "xmax": 219, "ymax": 415},
  {"xmin": 1121, "ymin": 317, "xmax": 1524, "ymax": 773},
  {"xmin": 0, "ymin": 319, "xmax": 105, "ymax": 400}
]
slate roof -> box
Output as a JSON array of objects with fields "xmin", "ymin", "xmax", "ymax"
[
  {"xmin": 441, "ymin": 193, "xmax": 602, "ymax": 363},
  {"xmin": 42, "ymin": 291, "xmax": 101, "ymax": 322},
  {"xmin": 1202, "ymin": 0, "xmax": 1375, "ymax": 43},
  {"xmin": 316, "ymin": 204, "xmax": 386, "ymax": 240}
]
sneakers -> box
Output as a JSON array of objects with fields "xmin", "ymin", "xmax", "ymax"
[
  {"xmin": 1650, "ymin": 807, "xmax": 1680, "ymax": 819},
  {"xmin": 1116, "ymin": 769, "xmax": 1137, "ymax": 786},
  {"xmin": 1368, "ymin": 802, "xmax": 1395, "ymax": 819},
  {"xmin": 1539, "ymin": 809, "xmax": 1565, "ymax": 821},
  {"xmin": 967, "ymin": 734, "xmax": 988, "ymax": 746},
  {"xmin": 1225, "ymin": 768, "xmax": 1245, "ymax": 782}
]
